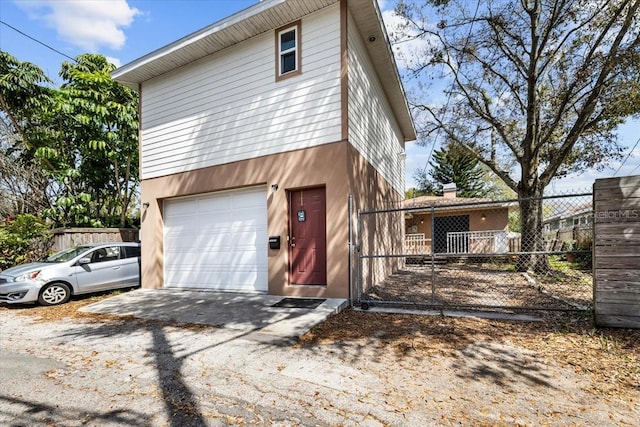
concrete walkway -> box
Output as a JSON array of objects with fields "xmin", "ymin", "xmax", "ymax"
[{"xmin": 80, "ymin": 288, "xmax": 348, "ymax": 342}]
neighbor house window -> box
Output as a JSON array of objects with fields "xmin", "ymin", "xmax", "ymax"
[{"xmin": 276, "ymin": 21, "xmax": 301, "ymax": 80}]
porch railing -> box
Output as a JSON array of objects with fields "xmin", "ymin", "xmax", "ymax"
[
  {"xmin": 446, "ymin": 230, "xmax": 509, "ymax": 254},
  {"xmin": 404, "ymin": 230, "xmax": 513, "ymax": 255},
  {"xmin": 405, "ymin": 233, "xmax": 432, "ymax": 254}
]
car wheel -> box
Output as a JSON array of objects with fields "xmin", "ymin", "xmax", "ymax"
[{"xmin": 38, "ymin": 283, "xmax": 71, "ymax": 306}]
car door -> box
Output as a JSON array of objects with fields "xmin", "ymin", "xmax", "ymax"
[
  {"xmin": 75, "ymin": 246, "xmax": 125, "ymax": 292},
  {"xmin": 118, "ymin": 245, "xmax": 141, "ymax": 287}
]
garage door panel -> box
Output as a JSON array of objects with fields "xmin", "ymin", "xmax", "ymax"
[
  {"xmin": 165, "ymin": 265, "xmax": 265, "ymax": 289},
  {"xmin": 232, "ymin": 195, "xmax": 267, "ymax": 209},
  {"xmin": 182, "ymin": 231, "xmax": 265, "ymax": 250},
  {"xmin": 197, "ymin": 221, "xmax": 265, "ymax": 235},
  {"xmin": 163, "ymin": 186, "xmax": 268, "ymax": 292},
  {"xmin": 197, "ymin": 195, "xmax": 232, "ymax": 213},
  {"xmin": 167, "ymin": 247, "xmax": 265, "ymax": 266},
  {"xmin": 165, "ymin": 199, "xmax": 197, "ymax": 217}
]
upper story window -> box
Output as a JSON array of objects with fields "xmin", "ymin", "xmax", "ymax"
[{"xmin": 276, "ymin": 21, "xmax": 301, "ymax": 80}]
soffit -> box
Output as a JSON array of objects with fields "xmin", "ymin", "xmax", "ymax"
[
  {"xmin": 113, "ymin": 0, "xmax": 337, "ymax": 87},
  {"xmin": 112, "ymin": 0, "xmax": 415, "ymax": 140}
]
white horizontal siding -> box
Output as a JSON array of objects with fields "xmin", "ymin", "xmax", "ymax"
[
  {"xmin": 140, "ymin": 4, "xmax": 342, "ymax": 180},
  {"xmin": 347, "ymin": 12, "xmax": 405, "ymax": 195}
]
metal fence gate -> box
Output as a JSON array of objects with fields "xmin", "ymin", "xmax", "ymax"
[{"xmin": 356, "ymin": 193, "xmax": 593, "ymax": 313}]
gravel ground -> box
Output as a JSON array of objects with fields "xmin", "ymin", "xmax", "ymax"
[{"xmin": 1, "ymin": 298, "xmax": 638, "ymax": 426}]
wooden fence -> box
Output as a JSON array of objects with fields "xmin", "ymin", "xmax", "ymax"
[
  {"xmin": 593, "ymin": 175, "xmax": 640, "ymax": 328},
  {"xmin": 51, "ymin": 228, "xmax": 139, "ymax": 252}
]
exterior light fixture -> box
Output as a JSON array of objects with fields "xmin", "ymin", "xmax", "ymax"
[
  {"xmin": 271, "ymin": 184, "xmax": 279, "ymax": 192},
  {"xmin": 368, "ymin": 35, "xmax": 376, "ymax": 42},
  {"xmin": 481, "ymin": 213, "xmax": 486, "ymax": 221},
  {"xmin": 143, "ymin": 202, "xmax": 150, "ymax": 209}
]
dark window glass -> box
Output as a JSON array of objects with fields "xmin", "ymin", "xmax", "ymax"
[
  {"xmin": 280, "ymin": 30, "xmax": 296, "ymax": 51},
  {"xmin": 281, "ymin": 52, "xmax": 296, "ymax": 74},
  {"xmin": 124, "ymin": 246, "xmax": 141, "ymax": 259},
  {"xmin": 91, "ymin": 246, "xmax": 120, "ymax": 263}
]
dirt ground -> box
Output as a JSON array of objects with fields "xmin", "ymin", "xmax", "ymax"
[
  {"xmin": 301, "ymin": 309, "xmax": 639, "ymax": 400},
  {"xmin": 364, "ymin": 263, "xmax": 592, "ymax": 310},
  {"xmin": 2, "ymin": 291, "xmax": 639, "ymax": 426}
]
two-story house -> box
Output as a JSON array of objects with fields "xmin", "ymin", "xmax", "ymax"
[{"xmin": 113, "ymin": 0, "xmax": 415, "ymax": 299}]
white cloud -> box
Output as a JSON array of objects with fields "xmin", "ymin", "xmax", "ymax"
[
  {"xmin": 16, "ymin": 0, "xmax": 141, "ymax": 51},
  {"xmin": 105, "ymin": 56, "xmax": 122, "ymax": 68}
]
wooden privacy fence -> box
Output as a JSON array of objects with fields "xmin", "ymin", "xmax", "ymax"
[
  {"xmin": 51, "ymin": 228, "xmax": 139, "ymax": 252},
  {"xmin": 593, "ymin": 175, "xmax": 640, "ymax": 328}
]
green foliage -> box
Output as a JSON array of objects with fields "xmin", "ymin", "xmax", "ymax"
[
  {"xmin": 414, "ymin": 145, "xmax": 490, "ymax": 198},
  {"xmin": 431, "ymin": 146, "xmax": 488, "ymax": 197},
  {"xmin": 0, "ymin": 214, "xmax": 51, "ymax": 270},
  {"xmin": 0, "ymin": 51, "xmax": 54, "ymax": 149},
  {"xmin": 405, "ymin": 187, "xmax": 431, "ymax": 198},
  {"xmin": 1, "ymin": 51, "xmax": 139, "ymax": 228},
  {"xmin": 508, "ymin": 211, "xmax": 520, "ymax": 232},
  {"xmin": 412, "ymin": 168, "xmax": 439, "ymax": 196}
]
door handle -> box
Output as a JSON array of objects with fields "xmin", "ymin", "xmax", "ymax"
[{"xmin": 113, "ymin": 266, "xmax": 121, "ymax": 270}]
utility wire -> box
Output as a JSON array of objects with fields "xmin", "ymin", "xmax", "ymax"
[
  {"xmin": 613, "ymin": 135, "xmax": 640, "ymax": 176},
  {"xmin": 0, "ymin": 19, "xmax": 77, "ymax": 62}
]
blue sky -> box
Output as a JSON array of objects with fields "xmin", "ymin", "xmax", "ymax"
[{"xmin": 1, "ymin": 0, "xmax": 638, "ymax": 193}]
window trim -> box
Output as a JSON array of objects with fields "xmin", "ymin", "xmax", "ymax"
[{"xmin": 275, "ymin": 21, "xmax": 301, "ymax": 81}]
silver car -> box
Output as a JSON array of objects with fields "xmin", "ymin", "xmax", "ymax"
[{"xmin": 0, "ymin": 242, "xmax": 141, "ymax": 306}]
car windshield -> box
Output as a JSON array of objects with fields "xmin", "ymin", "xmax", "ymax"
[{"xmin": 44, "ymin": 245, "xmax": 96, "ymax": 263}]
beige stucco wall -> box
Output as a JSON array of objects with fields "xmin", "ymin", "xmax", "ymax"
[
  {"xmin": 140, "ymin": 141, "xmax": 351, "ymax": 298},
  {"xmin": 405, "ymin": 208, "xmax": 509, "ymax": 239},
  {"xmin": 347, "ymin": 144, "xmax": 404, "ymax": 295}
]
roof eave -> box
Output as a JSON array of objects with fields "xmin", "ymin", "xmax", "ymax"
[
  {"xmin": 112, "ymin": 0, "xmax": 287, "ymax": 86},
  {"xmin": 112, "ymin": 0, "xmax": 416, "ymax": 140}
]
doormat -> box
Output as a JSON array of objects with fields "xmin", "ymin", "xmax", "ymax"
[{"xmin": 271, "ymin": 298, "xmax": 326, "ymax": 309}]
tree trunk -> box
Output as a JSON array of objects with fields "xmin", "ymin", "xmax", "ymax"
[{"xmin": 516, "ymin": 185, "xmax": 549, "ymax": 272}]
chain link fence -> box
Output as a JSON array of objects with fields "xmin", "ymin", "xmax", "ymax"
[{"xmin": 357, "ymin": 193, "xmax": 593, "ymax": 313}]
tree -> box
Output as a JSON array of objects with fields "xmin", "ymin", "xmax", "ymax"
[
  {"xmin": 412, "ymin": 168, "xmax": 439, "ymax": 195},
  {"xmin": 53, "ymin": 54, "xmax": 139, "ymax": 227},
  {"xmin": 0, "ymin": 51, "xmax": 54, "ymax": 217},
  {"xmin": 429, "ymin": 145, "xmax": 489, "ymax": 197},
  {"xmin": 395, "ymin": 0, "xmax": 640, "ymax": 270},
  {"xmin": 0, "ymin": 51, "xmax": 53, "ymax": 148},
  {"xmin": 1, "ymin": 52, "xmax": 139, "ymax": 227}
]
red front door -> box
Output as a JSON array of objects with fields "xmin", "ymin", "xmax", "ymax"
[{"xmin": 289, "ymin": 187, "xmax": 327, "ymax": 285}]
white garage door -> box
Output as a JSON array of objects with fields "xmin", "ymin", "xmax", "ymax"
[{"xmin": 163, "ymin": 186, "xmax": 268, "ymax": 292}]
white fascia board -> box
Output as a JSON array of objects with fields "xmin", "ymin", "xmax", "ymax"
[{"xmin": 112, "ymin": 0, "xmax": 286, "ymax": 83}]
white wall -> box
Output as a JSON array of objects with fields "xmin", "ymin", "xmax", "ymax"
[
  {"xmin": 140, "ymin": 5, "xmax": 342, "ymax": 180},
  {"xmin": 347, "ymin": 12, "xmax": 405, "ymax": 195}
]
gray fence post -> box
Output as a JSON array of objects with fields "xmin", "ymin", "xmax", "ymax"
[{"xmin": 593, "ymin": 175, "xmax": 640, "ymax": 328}]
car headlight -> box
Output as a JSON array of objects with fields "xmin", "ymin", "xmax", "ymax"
[{"xmin": 14, "ymin": 271, "xmax": 41, "ymax": 282}]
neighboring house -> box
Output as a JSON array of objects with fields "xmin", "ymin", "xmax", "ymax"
[
  {"xmin": 543, "ymin": 202, "xmax": 593, "ymax": 233},
  {"xmin": 403, "ymin": 185, "xmax": 516, "ymax": 255},
  {"xmin": 543, "ymin": 202, "xmax": 593, "ymax": 250},
  {"xmin": 112, "ymin": 0, "xmax": 415, "ymax": 299}
]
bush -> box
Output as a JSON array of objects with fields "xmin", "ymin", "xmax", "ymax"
[{"xmin": 0, "ymin": 214, "xmax": 52, "ymax": 270}]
